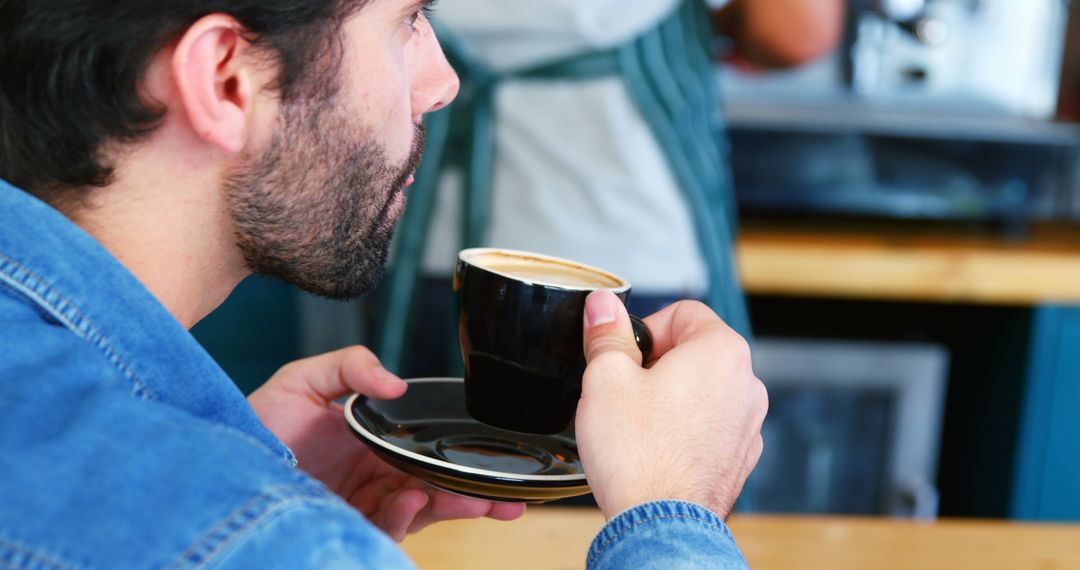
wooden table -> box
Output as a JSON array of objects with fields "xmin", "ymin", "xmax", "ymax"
[
  {"xmin": 402, "ymin": 507, "xmax": 1080, "ymax": 569},
  {"xmin": 736, "ymin": 223, "xmax": 1080, "ymax": 305}
]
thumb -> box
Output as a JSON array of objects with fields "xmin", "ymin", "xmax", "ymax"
[
  {"xmin": 583, "ymin": 290, "xmax": 642, "ymax": 366},
  {"xmin": 268, "ymin": 346, "xmax": 407, "ymax": 406}
]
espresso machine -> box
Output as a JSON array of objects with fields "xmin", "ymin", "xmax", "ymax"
[
  {"xmin": 720, "ymin": 0, "xmax": 1080, "ymax": 227},
  {"xmin": 847, "ymin": 0, "xmax": 1068, "ymax": 118}
]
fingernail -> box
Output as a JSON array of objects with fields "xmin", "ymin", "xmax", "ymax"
[{"xmin": 586, "ymin": 291, "xmax": 620, "ymax": 327}]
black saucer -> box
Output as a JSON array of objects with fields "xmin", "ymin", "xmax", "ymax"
[{"xmin": 344, "ymin": 378, "xmax": 590, "ymax": 502}]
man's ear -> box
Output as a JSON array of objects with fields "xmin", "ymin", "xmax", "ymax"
[{"xmin": 172, "ymin": 14, "xmax": 259, "ymax": 154}]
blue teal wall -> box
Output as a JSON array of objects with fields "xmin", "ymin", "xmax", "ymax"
[{"xmin": 1012, "ymin": 305, "xmax": 1080, "ymax": 521}]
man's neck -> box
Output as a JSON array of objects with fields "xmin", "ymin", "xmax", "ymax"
[{"xmin": 70, "ymin": 153, "xmax": 248, "ymax": 329}]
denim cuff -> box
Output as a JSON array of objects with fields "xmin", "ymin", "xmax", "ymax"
[{"xmin": 586, "ymin": 500, "xmax": 746, "ymax": 570}]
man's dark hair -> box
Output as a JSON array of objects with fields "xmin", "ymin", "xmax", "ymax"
[{"xmin": 0, "ymin": 0, "xmax": 365, "ymax": 205}]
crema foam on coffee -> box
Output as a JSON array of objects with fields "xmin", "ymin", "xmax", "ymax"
[{"xmin": 466, "ymin": 251, "xmax": 623, "ymax": 289}]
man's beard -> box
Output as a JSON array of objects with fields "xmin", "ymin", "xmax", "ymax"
[{"xmin": 224, "ymin": 98, "xmax": 425, "ymax": 300}]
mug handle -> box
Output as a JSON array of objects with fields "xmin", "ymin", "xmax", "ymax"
[{"xmin": 629, "ymin": 315, "xmax": 654, "ymax": 366}]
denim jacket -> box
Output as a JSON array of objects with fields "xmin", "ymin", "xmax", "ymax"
[{"xmin": 0, "ymin": 180, "xmax": 747, "ymax": 569}]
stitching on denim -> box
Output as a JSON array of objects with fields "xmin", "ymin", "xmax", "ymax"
[
  {"xmin": 186, "ymin": 496, "xmax": 339, "ymax": 569},
  {"xmin": 0, "ymin": 253, "xmax": 151, "ymax": 399},
  {"xmin": 588, "ymin": 513, "xmax": 727, "ymax": 566},
  {"xmin": 0, "ymin": 254, "xmax": 297, "ymax": 463},
  {"xmin": 0, "ymin": 536, "xmax": 83, "ymax": 570},
  {"xmin": 0, "ymin": 279, "xmax": 59, "ymax": 326},
  {"xmin": 167, "ymin": 485, "xmax": 334, "ymax": 570}
]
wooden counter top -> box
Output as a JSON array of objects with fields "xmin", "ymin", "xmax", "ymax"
[
  {"xmin": 402, "ymin": 507, "xmax": 1080, "ymax": 569},
  {"xmin": 736, "ymin": 223, "xmax": 1080, "ymax": 305}
]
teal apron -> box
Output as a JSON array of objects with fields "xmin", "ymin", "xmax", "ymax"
[{"xmin": 375, "ymin": 0, "xmax": 750, "ymax": 374}]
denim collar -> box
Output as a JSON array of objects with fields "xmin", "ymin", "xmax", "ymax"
[{"xmin": 0, "ymin": 180, "xmax": 295, "ymax": 465}]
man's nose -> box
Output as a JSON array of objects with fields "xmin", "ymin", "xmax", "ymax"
[{"xmin": 413, "ymin": 30, "xmax": 461, "ymax": 120}]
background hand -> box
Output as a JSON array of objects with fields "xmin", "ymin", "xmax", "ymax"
[
  {"xmin": 575, "ymin": 292, "xmax": 768, "ymax": 520},
  {"xmin": 248, "ymin": 347, "xmax": 525, "ymax": 541}
]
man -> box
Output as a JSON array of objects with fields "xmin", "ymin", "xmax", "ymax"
[{"xmin": 0, "ymin": 1, "xmax": 766, "ymax": 568}]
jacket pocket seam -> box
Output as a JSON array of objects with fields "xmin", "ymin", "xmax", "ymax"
[
  {"xmin": 168, "ymin": 484, "xmax": 338, "ymax": 570},
  {"xmin": 0, "ymin": 254, "xmax": 150, "ymax": 399},
  {"xmin": 0, "ymin": 534, "xmax": 87, "ymax": 570}
]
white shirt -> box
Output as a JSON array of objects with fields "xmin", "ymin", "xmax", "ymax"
[{"xmin": 422, "ymin": 0, "xmax": 728, "ymax": 295}]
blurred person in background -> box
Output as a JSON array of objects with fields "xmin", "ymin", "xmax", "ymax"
[
  {"xmin": 0, "ymin": 0, "xmax": 766, "ymax": 567},
  {"xmin": 375, "ymin": 0, "xmax": 845, "ymax": 376}
]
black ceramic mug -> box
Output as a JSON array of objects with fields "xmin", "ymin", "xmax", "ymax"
[{"xmin": 454, "ymin": 248, "xmax": 653, "ymax": 434}]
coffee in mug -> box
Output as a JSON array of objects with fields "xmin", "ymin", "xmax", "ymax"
[{"xmin": 454, "ymin": 248, "xmax": 652, "ymax": 434}]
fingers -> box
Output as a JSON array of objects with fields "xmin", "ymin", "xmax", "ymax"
[
  {"xmin": 641, "ymin": 300, "xmax": 734, "ymax": 360},
  {"xmin": 744, "ymin": 381, "xmax": 769, "ymax": 481},
  {"xmin": 578, "ymin": 295, "xmax": 766, "ymax": 521},
  {"xmin": 348, "ymin": 472, "xmax": 410, "ymax": 520},
  {"xmin": 742, "ymin": 434, "xmax": 764, "ymax": 483},
  {"xmin": 337, "ymin": 347, "xmax": 408, "ymax": 400},
  {"xmin": 486, "ymin": 501, "xmax": 527, "ymax": 521},
  {"xmin": 270, "ymin": 346, "xmax": 407, "ymax": 405},
  {"xmin": 582, "ymin": 290, "xmax": 642, "ymax": 367},
  {"xmin": 372, "ymin": 488, "xmax": 430, "ymax": 542},
  {"xmin": 405, "ymin": 490, "xmax": 527, "ymax": 535},
  {"xmin": 405, "ymin": 492, "xmax": 488, "ymax": 534}
]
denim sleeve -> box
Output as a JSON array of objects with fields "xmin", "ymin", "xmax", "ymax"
[
  {"xmin": 203, "ymin": 496, "xmax": 416, "ymax": 570},
  {"xmin": 587, "ymin": 501, "xmax": 749, "ymax": 570}
]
